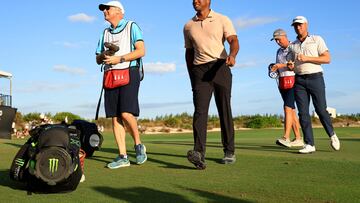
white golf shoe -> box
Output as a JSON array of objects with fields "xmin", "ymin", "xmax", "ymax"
[
  {"xmin": 299, "ymin": 144, "xmax": 316, "ymax": 154},
  {"xmin": 330, "ymin": 134, "xmax": 340, "ymax": 151}
]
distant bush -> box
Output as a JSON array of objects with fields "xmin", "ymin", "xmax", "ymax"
[
  {"xmin": 164, "ymin": 117, "xmax": 180, "ymax": 128},
  {"xmin": 53, "ymin": 112, "xmax": 82, "ymax": 123},
  {"xmin": 244, "ymin": 114, "xmax": 282, "ymax": 129},
  {"xmin": 94, "ymin": 117, "xmax": 112, "ymax": 129},
  {"xmin": 23, "ymin": 112, "xmax": 42, "ymax": 122}
]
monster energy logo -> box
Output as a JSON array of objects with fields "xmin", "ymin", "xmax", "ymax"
[
  {"xmin": 49, "ymin": 158, "xmax": 59, "ymax": 174},
  {"xmin": 15, "ymin": 158, "xmax": 25, "ymax": 166}
]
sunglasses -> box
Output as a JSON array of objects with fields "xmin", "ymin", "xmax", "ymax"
[{"xmin": 101, "ymin": 6, "xmax": 111, "ymax": 11}]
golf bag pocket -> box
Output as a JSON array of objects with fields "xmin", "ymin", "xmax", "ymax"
[
  {"xmin": 70, "ymin": 120, "xmax": 103, "ymax": 157},
  {"xmin": 279, "ymin": 76, "xmax": 295, "ymax": 90},
  {"xmin": 103, "ymin": 68, "xmax": 130, "ymax": 89}
]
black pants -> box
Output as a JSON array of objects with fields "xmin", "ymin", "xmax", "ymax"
[{"xmin": 188, "ymin": 59, "xmax": 235, "ymax": 157}]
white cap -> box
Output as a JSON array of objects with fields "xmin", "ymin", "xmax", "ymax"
[
  {"xmin": 291, "ymin": 16, "xmax": 308, "ymax": 26},
  {"xmin": 99, "ymin": 1, "xmax": 125, "ymax": 14}
]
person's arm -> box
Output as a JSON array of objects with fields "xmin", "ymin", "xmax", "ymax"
[
  {"xmin": 296, "ymin": 51, "xmax": 331, "ymax": 64},
  {"xmin": 185, "ymin": 48, "xmax": 195, "ymax": 70},
  {"xmin": 271, "ymin": 63, "xmax": 287, "ymax": 72},
  {"xmin": 103, "ymin": 41, "xmax": 145, "ymax": 65},
  {"xmin": 95, "ymin": 32, "xmax": 105, "ymax": 65},
  {"xmin": 225, "ymin": 35, "xmax": 239, "ymax": 67}
]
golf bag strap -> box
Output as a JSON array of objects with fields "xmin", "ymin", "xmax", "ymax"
[
  {"xmin": 10, "ymin": 141, "xmax": 32, "ymax": 181},
  {"xmin": 95, "ymin": 86, "xmax": 104, "ymax": 120}
]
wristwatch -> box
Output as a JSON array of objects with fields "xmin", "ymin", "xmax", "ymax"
[{"xmin": 120, "ymin": 57, "xmax": 125, "ymax": 63}]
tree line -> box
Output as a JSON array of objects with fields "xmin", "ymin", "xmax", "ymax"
[{"xmin": 13, "ymin": 111, "xmax": 360, "ymax": 131}]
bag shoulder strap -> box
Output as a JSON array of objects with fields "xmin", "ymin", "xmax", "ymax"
[
  {"xmin": 9, "ymin": 138, "xmax": 33, "ymax": 181},
  {"xmin": 129, "ymin": 22, "xmax": 144, "ymax": 81},
  {"xmin": 95, "ymin": 87, "xmax": 104, "ymax": 120}
]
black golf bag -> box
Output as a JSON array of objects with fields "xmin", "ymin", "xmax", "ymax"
[
  {"xmin": 9, "ymin": 124, "xmax": 82, "ymax": 193},
  {"xmin": 70, "ymin": 120, "xmax": 103, "ymax": 157}
]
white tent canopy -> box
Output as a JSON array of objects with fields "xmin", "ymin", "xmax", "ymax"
[{"xmin": 0, "ymin": 70, "xmax": 12, "ymax": 78}]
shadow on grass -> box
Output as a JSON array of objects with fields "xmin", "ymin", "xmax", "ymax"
[
  {"xmin": 183, "ymin": 187, "xmax": 253, "ymax": 203},
  {"xmin": 147, "ymin": 140, "xmax": 293, "ymax": 153},
  {"xmin": 98, "ymin": 141, "xmax": 301, "ymax": 168},
  {"xmin": 0, "ymin": 169, "xmax": 27, "ymax": 191},
  {"xmin": 86, "ymin": 155, "xmax": 112, "ymax": 164},
  {"xmin": 99, "ymin": 147, "xmax": 195, "ymax": 170},
  {"xmin": 327, "ymin": 137, "xmax": 360, "ymax": 142},
  {"xmin": 2, "ymin": 142, "xmax": 23, "ymax": 148},
  {"xmin": 93, "ymin": 186, "xmax": 251, "ymax": 202},
  {"xmin": 93, "ymin": 186, "xmax": 192, "ymax": 202}
]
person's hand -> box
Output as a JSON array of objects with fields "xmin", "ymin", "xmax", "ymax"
[
  {"xmin": 97, "ymin": 50, "xmax": 116, "ymax": 64},
  {"xmin": 287, "ymin": 60, "xmax": 295, "ymax": 70},
  {"xmin": 103, "ymin": 55, "xmax": 120, "ymax": 65},
  {"xmin": 296, "ymin": 53, "xmax": 307, "ymax": 62},
  {"xmin": 226, "ymin": 55, "xmax": 236, "ymax": 67}
]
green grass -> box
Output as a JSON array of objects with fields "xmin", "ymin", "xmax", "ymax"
[{"xmin": 1, "ymin": 127, "xmax": 360, "ymax": 202}]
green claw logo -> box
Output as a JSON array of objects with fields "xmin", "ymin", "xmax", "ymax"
[
  {"xmin": 49, "ymin": 158, "xmax": 59, "ymax": 174},
  {"xmin": 15, "ymin": 158, "xmax": 25, "ymax": 166}
]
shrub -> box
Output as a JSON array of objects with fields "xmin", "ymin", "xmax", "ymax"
[
  {"xmin": 53, "ymin": 112, "xmax": 82, "ymax": 123},
  {"xmin": 244, "ymin": 114, "xmax": 282, "ymax": 129}
]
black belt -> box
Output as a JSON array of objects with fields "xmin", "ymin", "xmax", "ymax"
[{"xmin": 296, "ymin": 72, "xmax": 323, "ymax": 79}]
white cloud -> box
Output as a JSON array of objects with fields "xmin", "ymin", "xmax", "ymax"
[
  {"xmin": 234, "ymin": 17, "xmax": 280, "ymax": 29},
  {"xmin": 68, "ymin": 13, "xmax": 95, "ymax": 23},
  {"xmin": 234, "ymin": 61, "xmax": 257, "ymax": 69},
  {"xmin": 53, "ymin": 41, "xmax": 90, "ymax": 49},
  {"xmin": 16, "ymin": 82, "xmax": 81, "ymax": 93},
  {"xmin": 144, "ymin": 62, "xmax": 176, "ymax": 74},
  {"xmin": 53, "ymin": 65, "xmax": 86, "ymax": 75}
]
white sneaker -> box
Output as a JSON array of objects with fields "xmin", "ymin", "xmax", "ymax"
[
  {"xmin": 290, "ymin": 139, "xmax": 304, "ymax": 147},
  {"xmin": 330, "ymin": 134, "xmax": 340, "ymax": 151},
  {"xmin": 276, "ymin": 138, "xmax": 291, "ymax": 148},
  {"xmin": 299, "ymin": 144, "xmax": 316, "ymax": 154}
]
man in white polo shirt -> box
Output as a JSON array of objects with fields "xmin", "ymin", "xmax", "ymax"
[{"xmin": 287, "ymin": 16, "xmax": 340, "ymax": 154}]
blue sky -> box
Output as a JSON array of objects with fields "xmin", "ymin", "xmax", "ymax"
[{"xmin": 0, "ymin": 0, "xmax": 359, "ymax": 119}]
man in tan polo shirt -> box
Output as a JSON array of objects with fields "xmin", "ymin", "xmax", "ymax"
[{"xmin": 183, "ymin": 0, "xmax": 239, "ymax": 169}]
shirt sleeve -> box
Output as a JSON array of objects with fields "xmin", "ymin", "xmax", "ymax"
[
  {"xmin": 222, "ymin": 15, "xmax": 237, "ymax": 38},
  {"xmin": 286, "ymin": 43, "xmax": 296, "ymax": 62},
  {"xmin": 95, "ymin": 31, "xmax": 105, "ymax": 55},
  {"xmin": 316, "ymin": 36, "xmax": 328, "ymax": 55},
  {"xmin": 275, "ymin": 49, "xmax": 281, "ymax": 63},
  {"xmin": 131, "ymin": 23, "xmax": 143, "ymax": 44},
  {"xmin": 183, "ymin": 23, "xmax": 193, "ymax": 49}
]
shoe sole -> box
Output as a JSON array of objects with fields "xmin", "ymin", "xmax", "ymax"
[
  {"xmin": 136, "ymin": 145, "xmax": 147, "ymax": 165},
  {"xmin": 330, "ymin": 142, "xmax": 340, "ymax": 151},
  {"xmin": 298, "ymin": 151, "xmax": 315, "ymax": 154},
  {"xmin": 276, "ymin": 140, "xmax": 291, "ymax": 148},
  {"xmin": 222, "ymin": 159, "xmax": 236, "ymax": 164},
  {"xmin": 290, "ymin": 143, "xmax": 305, "ymax": 147},
  {"xmin": 331, "ymin": 145, "xmax": 340, "ymax": 151},
  {"xmin": 107, "ymin": 162, "xmax": 131, "ymax": 169},
  {"xmin": 187, "ymin": 150, "xmax": 206, "ymax": 170}
]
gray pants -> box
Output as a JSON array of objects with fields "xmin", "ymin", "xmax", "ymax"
[{"xmin": 294, "ymin": 72, "xmax": 334, "ymax": 146}]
